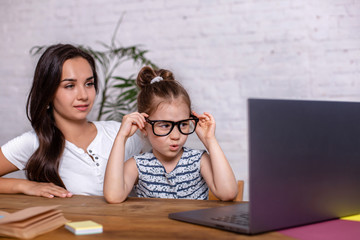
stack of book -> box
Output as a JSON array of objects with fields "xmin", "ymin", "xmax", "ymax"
[{"xmin": 0, "ymin": 205, "xmax": 68, "ymax": 239}]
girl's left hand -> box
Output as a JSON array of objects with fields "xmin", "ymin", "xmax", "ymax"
[
  {"xmin": 192, "ymin": 111, "xmax": 216, "ymax": 142},
  {"xmin": 118, "ymin": 112, "xmax": 148, "ymax": 140}
]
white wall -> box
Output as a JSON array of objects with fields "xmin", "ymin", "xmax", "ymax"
[{"xmin": 1, "ymin": 0, "xmax": 360, "ymax": 200}]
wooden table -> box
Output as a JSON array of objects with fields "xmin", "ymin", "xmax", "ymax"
[{"xmin": 0, "ymin": 194, "xmax": 293, "ymax": 240}]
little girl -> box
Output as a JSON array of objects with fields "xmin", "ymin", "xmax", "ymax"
[{"xmin": 104, "ymin": 66, "xmax": 238, "ymax": 203}]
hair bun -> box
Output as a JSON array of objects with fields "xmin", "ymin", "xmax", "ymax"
[{"xmin": 136, "ymin": 66, "xmax": 175, "ymax": 89}]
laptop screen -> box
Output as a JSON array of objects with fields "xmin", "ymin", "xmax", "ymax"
[{"xmin": 248, "ymin": 98, "xmax": 360, "ymax": 233}]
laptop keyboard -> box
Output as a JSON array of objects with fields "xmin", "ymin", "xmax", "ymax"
[{"xmin": 211, "ymin": 213, "xmax": 249, "ymax": 226}]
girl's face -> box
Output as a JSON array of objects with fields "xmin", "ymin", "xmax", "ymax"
[
  {"xmin": 52, "ymin": 57, "xmax": 96, "ymax": 124},
  {"xmin": 145, "ymin": 98, "xmax": 191, "ymax": 163}
]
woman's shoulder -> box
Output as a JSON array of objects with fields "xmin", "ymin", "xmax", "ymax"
[
  {"xmin": 92, "ymin": 120, "xmax": 144, "ymax": 153},
  {"xmin": 2, "ymin": 130, "xmax": 38, "ymax": 149},
  {"xmin": 92, "ymin": 120, "xmax": 120, "ymax": 138},
  {"xmin": 1, "ymin": 130, "xmax": 38, "ymax": 169},
  {"xmin": 93, "ymin": 120, "xmax": 120, "ymax": 130}
]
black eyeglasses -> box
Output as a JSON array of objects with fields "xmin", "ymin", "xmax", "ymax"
[{"xmin": 146, "ymin": 115, "xmax": 199, "ymax": 136}]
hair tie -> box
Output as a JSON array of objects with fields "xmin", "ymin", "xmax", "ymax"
[{"xmin": 150, "ymin": 76, "xmax": 163, "ymax": 84}]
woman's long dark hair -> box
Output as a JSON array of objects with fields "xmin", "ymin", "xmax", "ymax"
[{"xmin": 25, "ymin": 44, "xmax": 98, "ymax": 188}]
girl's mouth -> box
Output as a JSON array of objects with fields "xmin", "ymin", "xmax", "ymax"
[{"xmin": 169, "ymin": 144, "xmax": 179, "ymax": 151}]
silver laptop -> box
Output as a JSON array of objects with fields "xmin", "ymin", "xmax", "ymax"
[{"xmin": 169, "ymin": 98, "xmax": 360, "ymax": 234}]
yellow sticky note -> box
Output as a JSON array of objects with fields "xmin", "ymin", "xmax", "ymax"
[
  {"xmin": 341, "ymin": 214, "xmax": 360, "ymax": 222},
  {"xmin": 65, "ymin": 220, "xmax": 103, "ymax": 235}
]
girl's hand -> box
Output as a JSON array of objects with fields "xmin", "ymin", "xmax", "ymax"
[
  {"xmin": 22, "ymin": 181, "xmax": 72, "ymax": 198},
  {"xmin": 118, "ymin": 112, "xmax": 148, "ymax": 140},
  {"xmin": 192, "ymin": 111, "xmax": 216, "ymax": 143}
]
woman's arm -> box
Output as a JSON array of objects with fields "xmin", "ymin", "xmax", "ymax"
[
  {"xmin": 0, "ymin": 149, "xmax": 72, "ymax": 198},
  {"xmin": 193, "ymin": 111, "xmax": 238, "ymax": 201},
  {"xmin": 104, "ymin": 112, "xmax": 146, "ymax": 203}
]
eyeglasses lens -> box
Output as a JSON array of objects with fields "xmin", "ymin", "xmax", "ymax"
[{"xmin": 153, "ymin": 119, "xmax": 196, "ymax": 136}]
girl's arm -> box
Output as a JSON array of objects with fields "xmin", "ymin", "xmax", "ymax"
[
  {"xmin": 104, "ymin": 112, "xmax": 147, "ymax": 204},
  {"xmin": 0, "ymin": 149, "xmax": 72, "ymax": 198},
  {"xmin": 193, "ymin": 111, "xmax": 238, "ymax": 201}
]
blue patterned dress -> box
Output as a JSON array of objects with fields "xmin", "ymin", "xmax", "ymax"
[{"xmin": 134, "ymin": 147, "xmax": 209, "ymax": 200}]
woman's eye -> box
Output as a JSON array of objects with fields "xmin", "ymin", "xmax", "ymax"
[
  {"xmin": 65, "ymin": 84, "xmax": 74, "ymax": 89},
  {"xmin": 86, "ymin": 82, "xmax": 95, "ymax": 87}
]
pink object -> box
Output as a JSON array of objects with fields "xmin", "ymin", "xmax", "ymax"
[{"xmin": 279, "ymin": 219, "xmax": 360, "ymax": 240}]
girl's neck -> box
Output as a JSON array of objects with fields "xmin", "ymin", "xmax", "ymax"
[{"xmin": 153, "ymin": 148, "xmax": 184, "ymax": 173}]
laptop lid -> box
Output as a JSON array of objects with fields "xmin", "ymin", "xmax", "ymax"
[
  {"xmin": 169, "ymin": 98, "xmax": 360, "ymax": 234},
  {"xmin": 248, "ymin": 98, "xmax": 360, "ymax": 233}
]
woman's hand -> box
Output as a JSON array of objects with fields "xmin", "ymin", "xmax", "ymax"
[
  {"xmin": 21, "ymin": 181, "xmax": 73, "ymax": 198},
  {"xmin": 118, "ymin": 112, "xmax": 148, "ymax": 140},
  {"xmin": 192, "ymin": 111, "xmax": 216, "ymax": 145}
]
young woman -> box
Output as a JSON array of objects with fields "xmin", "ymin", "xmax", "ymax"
[
  {"xmin": 104, "ymin": 66, "xmax": 237, "ymax": 203},
  {"xmin": 0, "ymin": 44, "xmax": 143, "ymax": 198}
]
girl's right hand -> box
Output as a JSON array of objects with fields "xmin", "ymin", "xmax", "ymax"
[
  {"xmin": 21, "ymin": 181, "xmax": 72, "ymax": 198},
  {"xmin": 118, "ymin": 112, "xmax": 148, "ymax": 139}
]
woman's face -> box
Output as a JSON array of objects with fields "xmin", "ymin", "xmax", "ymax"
[{"xmin": 52, "ymin": 57, "xmax": 96, "ymax": 124}]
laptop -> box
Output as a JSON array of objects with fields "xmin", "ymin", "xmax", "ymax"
[{"xmin": 169, "ymin": 98, "xmax": 360, "ymax": 234}]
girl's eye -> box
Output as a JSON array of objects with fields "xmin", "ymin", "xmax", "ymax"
[
  {"xmin": 180, "ymin": 122, "xmax": 189, "ymax": 128},
  {"xmin": 157, "ymin": 122, "xmax": 171, "ymax": 129}
]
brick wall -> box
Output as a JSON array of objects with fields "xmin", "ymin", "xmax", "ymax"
[{"xmin": 1, "ymin": 0, "xmax": 360, "ymax": 200}]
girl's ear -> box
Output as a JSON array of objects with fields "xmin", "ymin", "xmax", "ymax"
[{"xmin": 140, "ymin": 128, "xmax": 148, "ymax": 137}]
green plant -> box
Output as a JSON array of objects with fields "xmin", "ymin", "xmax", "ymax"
[{"xmin": 31, "ymin": 16, "xmax": 157, "ymax": 121}]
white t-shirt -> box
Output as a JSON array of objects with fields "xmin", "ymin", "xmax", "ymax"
[{"xmin": 1, "ymin": 121, "xmax": 143, "ymax": 196}]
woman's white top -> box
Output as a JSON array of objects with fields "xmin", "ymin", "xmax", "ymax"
[{"xmin": 1, "ymin": 121, "xmax": 143, "ymax": 196}]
